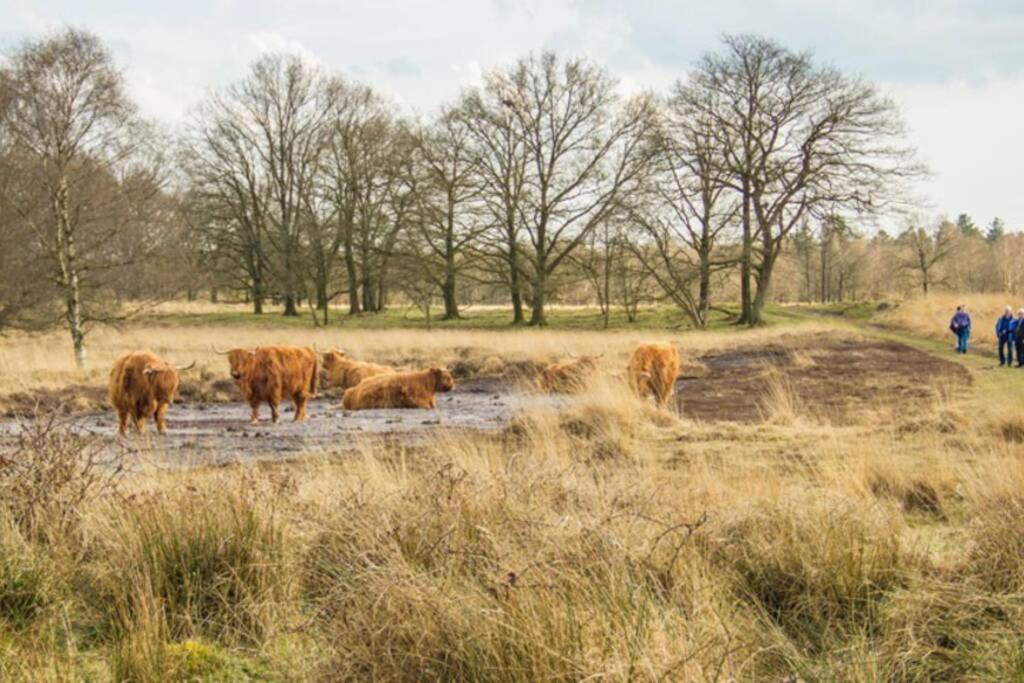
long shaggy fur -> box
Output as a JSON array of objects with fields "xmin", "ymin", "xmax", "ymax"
[
  {"xmin": 108, "ymin": 351, "xmax": 181, "ymax": 434},
  {"xmin": 627, "ymin": 343, "xmax": 680, "ymax": 407},
  {"xmin": 342, "ymin": 367, "xmax": 455, "ymax": 410},
  {"xmin": 537, "ymin": 355, "xmax": 600, "ymax": 393},
  {"xmin": 321, "ymin": 350, "xmax": 396, "ymax": 390},
  {"xmin": 226, "ymin": 345, "xmax": 319, "ymax": 424}
]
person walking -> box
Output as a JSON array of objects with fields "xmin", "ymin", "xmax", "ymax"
[
  {"xmin": 949, "ymin": 305, "xmax": 971, "ymax": 354},
  {"xmin": 1014, "ymin": 308, "xmax": 1024, "ymax": 367},
  {"xmin": 996, "ymin": 305, "xmax": 1016, "ymax": 366}
]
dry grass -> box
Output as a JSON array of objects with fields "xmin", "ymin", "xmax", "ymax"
[
  {"xmin": 878, "ymin": 292, "xmax": 1019, "ymax": 346},
  {"xmin": 0, "ymin": 322, "xmax": 843, "ymax": 412},
  {"xmin": 1, "ymin": 321, "xmax": 1023, "ymax": 680}
]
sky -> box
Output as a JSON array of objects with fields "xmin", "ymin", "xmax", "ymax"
[{"xmin": 2, "ymin": 0, "xmax": 1022, "ymax": 231}]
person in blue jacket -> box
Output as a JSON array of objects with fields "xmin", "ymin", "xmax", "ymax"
[
  {"xmin": 949, "ymin": 305, "xmax": 971, "ymax": 354},
  {"xmin": 996, "ymin": 305, "xmax": 1016, "ymax": 366}
]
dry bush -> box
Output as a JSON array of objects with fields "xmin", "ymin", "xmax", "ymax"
[{"xmin": 0, "ymin": 410, "xmax": 126, "ymax": 542}]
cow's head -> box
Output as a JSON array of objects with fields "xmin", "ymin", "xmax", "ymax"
[
  {"xmin": 226, "ymin": 348, "xmax": 258, "ymax": 381},
  {"xmin": 321, "ymin": 349, "xmax": 347, "ymax": 372},
  {"xmin": 430, "ymin": 367, "xmax": 456, "ymax": 393}
]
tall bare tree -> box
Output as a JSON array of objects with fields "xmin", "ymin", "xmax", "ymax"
[
  {"xmin": 897, "ymin": 220, "xmax": 957, "ymax": 295},
  {"xmin": 458, "ymin": 84, "xmax": 531, "ymax": 323},
  {"xmin": 414, "ymin": 110, "xmax": 487, "ymax": 320},
  {"xmin": 0, "ymin": 29, "xmax": 146, "ymax": 365},
  {"xmin": 683, "ymin": 35, "xmax": 921, "ymax": 325},
  {"xmin": 483, "ymin": 52, "xmax": 658, "ymax": 325}
]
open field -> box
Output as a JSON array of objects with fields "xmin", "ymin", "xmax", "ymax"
[{"xmin": 2, "ymin": 306, "xmax": 1024, "ymax": 680}]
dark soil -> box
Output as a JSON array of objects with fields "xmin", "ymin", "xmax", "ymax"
[{"xmin": 675, "ymin": 335, "xmax": 971, "ymax": 423}]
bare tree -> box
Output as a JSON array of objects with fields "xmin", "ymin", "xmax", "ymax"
[
  {"xmin": 897, "ymin": 220, "xmax": 957, "ymax": 295},
  {"xmin": 630, "ymin": 99, "xmax": 739, "ymax": 327},
  {"xmin": 185, "ymin": 53, "xmax": 333, "ymax": 317},
  {"xmin": 0, "ymin": 29, "xmax": 147, "ymax": 365},
  {"xmin": 458, "ymin": 83, "xmax": 532, "ymax": 324},
  {"xmin": 484, "ymin": 52, "xmax": 658, "ymax": 325},
  {"xmin": 414, "ymin": 110, "xmax": 487, "ymax": 320},
  {"xmin": 683, "ymin": 35, "xmax": 921, "ymax": 325}
]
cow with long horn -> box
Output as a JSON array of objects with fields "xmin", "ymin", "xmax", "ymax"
[
  {"xmin": 222, "ymin": 345, "xmax": 319, "ymax": 424},
  {"xmin": 108, "ymin": 351, "xmax": 193, "ymax": 435}
]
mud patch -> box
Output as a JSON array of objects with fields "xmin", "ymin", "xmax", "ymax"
[
  {"xmin": 0, "ymin": 382, "xmax": 568, "ymax": 466},
  {"xmin": 676, "ymin": 334, "xmax": 971, "ymax": 424}
]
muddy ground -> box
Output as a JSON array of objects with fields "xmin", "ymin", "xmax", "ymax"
[
  {"xmin": 0, "ymin": 334, "xmax": 971, "ymax": 464},
  {"xmin": 676, "ymin": 335, "xmax": 971, "ymax": 423}
]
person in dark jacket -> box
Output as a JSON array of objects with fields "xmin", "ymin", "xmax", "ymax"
[
  {"xmin": 950, "ymin": 305, "xmax": 971, "ymax": 354},
  {"xmin": 996, "ymin": 305, "xmax": 1016, "ymax": 366},
  {"xmin": 1014, "ymin": 308, "xmax": 1024, "ymax": 367}
]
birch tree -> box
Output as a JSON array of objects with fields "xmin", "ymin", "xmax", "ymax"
[{"xmin": 0, "ymin": 29, "xmax": 143, "ymax": 365}]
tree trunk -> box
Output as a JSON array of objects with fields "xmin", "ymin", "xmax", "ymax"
[
  {"xmin": 750, "ymin": 249, "xmax": 777, "ymax": 326},
  {"xmin": 283, "ymin": 294, "xmax": 298, "ymax": 317},
  {"xmin": 53, "ymin": 175, "xmax": 87, "ymax": 368},
  {"xmin": 509, "ymin": 245, "xmax": 524, "ymax": 325},
  {"xmin": 344, "ymin": 232, "xmax": 360, "ymax": 315},
  {"xmin": 210, "ymin": 287, "xmax": 218, "ymax": 304},
  {"xmin": 441, "ymin": 274, "xmax": 459, "ymax": 320},
  {"xmin": 252, "ymin": 276, "xmax": 264, "ymax": 315},
  {"xmin": 697, "ymin": 259, "xmax": 710, "ymax": 329},
  {"xmin": 738, "ymin": 187, "xmax": 753, "ymax": 325}
]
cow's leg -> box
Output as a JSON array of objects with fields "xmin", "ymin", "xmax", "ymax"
[
  {"xmin": 117, "ymin": 410, "xmax": 129, "ymax": 435},
  {"xmin": 249, "ymin": 402, "xmax": 260, "ymax": 425},
  {"xmin": 155, "ymin": 402, "xmax": 169, "ymax": 435},
  {"xmin": 269, "ymin": 402, "xmax": 280, "ymax": 424},
  {"xmin": 135, "ymin": 414, "xmax": 147, "ymax": 434},
  {"xmin": 294, "ymin": 394, "xmax": 307, "ymax": 422}
]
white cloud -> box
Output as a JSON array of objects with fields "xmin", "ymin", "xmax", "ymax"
[{"xmin": 889, "ymin": 76, "xmax": 1024, "ymax": 230}]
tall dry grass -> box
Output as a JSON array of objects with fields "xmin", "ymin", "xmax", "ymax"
[{"xmin": 0, "ymin": 362, "xmax": 1022, "ymax": 680}]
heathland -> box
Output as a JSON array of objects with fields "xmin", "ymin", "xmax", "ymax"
[{"xmin": 0, "ymin": 295, "xmax": 1023, "ymax": 681}]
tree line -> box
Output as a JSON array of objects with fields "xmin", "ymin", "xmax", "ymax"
[{"xmin": 0, "ymin": 28, "xmax": 965, "ymax": 365}]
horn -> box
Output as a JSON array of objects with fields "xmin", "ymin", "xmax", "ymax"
[
  {"xmin": 176, "ymin": 361, "xmax": 197, "ymax": 372},
  {"xmin": 211, "ymin": 345, "xmax": 231, "ymax": 355}
]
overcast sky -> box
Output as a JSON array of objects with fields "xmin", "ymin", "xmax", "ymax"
[{"xmin": 2, "ymin": 0, "xmax": 1022, "ymax": 230}]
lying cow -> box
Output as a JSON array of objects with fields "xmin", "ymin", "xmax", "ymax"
[
  {"xmin": 108, "ymin": 351, "xmax": 193, "ymax": 435},
  {"xmin": 217, "ymin": 345, "xmax": 318, "ymax": 424},
  {"xmin": 627, "ymin": 343, "xmax": 680, "ymax": 407},
  {"xmin": 342, "ymin": 367, "xmax": 455, "ymax": 410},
  {"xmin": 537, "ymin": 355, "xmax": 600, "ymax": 393},
  {"xmin": 321, "ymin": 349, "xmax": 396, "ymax": 390}
]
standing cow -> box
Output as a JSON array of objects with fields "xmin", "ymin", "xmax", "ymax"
[
  {"xmin": 342, "ymin": 367, "xmax": 455, "ymax": 410},
  {"xmin": 217, "ymin": 346, "xmax": 319, "ymax": 424},
  {"xmin": 627, "ymin": 343, "xmax": 680, "ymax": 407},
  {"xmin": 108, "ymin": 351, "xmax": 193, "ymax": 435}
]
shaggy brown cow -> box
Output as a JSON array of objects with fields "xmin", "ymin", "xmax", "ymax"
[
  {"xmin": 537, "ymin": 355, "xmax": 600, "ymax": 393},
  {"xmin": 627, "ymin": 343, "xmax": 680, "ymax": 407},
  {"xmin": 108, "ymin": 351, "xmax": 193, "ymax": 435},
  {"xmin": 321, "ymin": 349, "xmax": 395, "ymax": 390},
  {"xmin": 218, "ymin": 345, "xmax": 319, "ymax": 424},
  {"xmin": 342, "ymin": 367, "xmax": 455, "ymax": 410}
]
